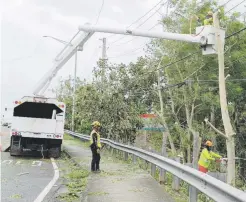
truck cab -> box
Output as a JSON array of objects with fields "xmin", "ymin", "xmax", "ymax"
[{"xmin": 10, "ymin": 96, "xmax": 65, "ymax": 158}]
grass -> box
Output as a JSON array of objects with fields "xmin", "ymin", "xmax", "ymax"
[
  {"xmin": 57, "ymin": 152, "xmax": 89, "ymax": 202},
  {"xmin": 63, "ymin": 133, "xmax": 91, "ymax": 148},
  {"xmin": 9, "ymin": 194, "xmax": 22, "ymax": 199}
]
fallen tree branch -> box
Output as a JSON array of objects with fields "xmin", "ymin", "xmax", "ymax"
[{"xmin": 204, "ymin": 118, "xmax": 228, "ymax": 139}]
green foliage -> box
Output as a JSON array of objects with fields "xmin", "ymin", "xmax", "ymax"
[{"xmin": 56, "ymin": 0, "xmax": 246, "ymax": 185}]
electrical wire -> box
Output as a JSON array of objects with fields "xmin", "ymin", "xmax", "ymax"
[
  {"xmin": 108, "ymin": 5, "xmax": 246, "ymax": 81},
  {"xmin": 225, "ymin": 0, "xmax": 246, "ymax": 14},
  {"xmin": 108, "ymin": 1, "xmax": 166, "ymax": 44},
  {"xmin": 108, "ymin": 44, "xmax": 147, "ymax": 58},
  {"xmin": 220, "ymin": 0, "xmax": 234, "ymax": 8},
  {"xmin": 133, "ymin": 25, "xmax": 246, "ymax": 78},
  {"xmin": 113, "ymin": 23, "xmax": 160, "ymax": 47},
  {"xmin": 225, "ymin": 27, "xmax": 246, "ymax": 39},
  {"xmin": 95, "ymin": 0, "xmax": 105, "ymax": 25},
  {"xmin": 141, "ymin": 51, "xmax": 200, "ymax": 76}
]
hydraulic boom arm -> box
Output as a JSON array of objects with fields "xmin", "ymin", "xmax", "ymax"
[
  {"xmin": 33, "ymin": 30, "xmax": 94, "ymax": 96},
  {"xmin": 34, "ymin": 23, "xmax": 224, "ymax": 96},
  {"xmin": 79, "ymin": 24, "xmax": 225, "ymax": 55}
]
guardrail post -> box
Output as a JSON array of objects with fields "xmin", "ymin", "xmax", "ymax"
[
  {"xmin": 172, "ymin": 157, "xmax": 180, "ymax": 190},
  {"xmin": 159, "ymin": 169, "xmax": 166, "ymax": 184},
  {"xmin": 111, "ymin": 147, "xmax": 115, "ymax": 156},
  {"xmin": 132, "ymin": 154, "xmax": 137, "ymax": 164},
  {"xmin": 186, "ymin": 162, "xmax": 198, "ymax": 202},
  {"xmin": 151, "ymin": 163, "xmax": 156, "ymax": 178},
  {"xmin": 189, "ymin": 186, "xmax": 197, "ymax": 202},
  {"xmin": 124, "ymin": 151, "xmax": 128, "ymax": 161}
]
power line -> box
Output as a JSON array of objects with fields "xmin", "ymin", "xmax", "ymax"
[
  {"xmin": 141, "ymin": 51, "xmax": 200, "ymax": 76},
  {"xmin": 108, "ymin": 7, "xmax": 161, "ymax": 45},
  {"xmin": 108, "ymin": 45, "xmax": 146, "ymax": 59},
  {"xmin": 220, "ymin": 0, "xmax": 234, "ymax": 8},
  {"xmin": 127, "ymin": 0, "xmax": 165, "ymax": 28},
  {"xmin": 108, "ymin": 0, "xmax": 166, "ymax": 44},
  {"xmin": 225, "ymin": 27, "xmax": 246, "ymax": 39},
  {"xmin": 113, "ymin": 23, "xmax": 160, "ymax": 47},
  {"xmin": 95, "ymin": 0, "xmax": 105, "ymax": 25},
  {"xmin": 109, "ymin": 8, "xmax": 246, "ymax": 77},
  {"xmin": 225, "ymin": 0, "xmax": 246, "ymax": 14},
  {"xmin": 138, "ymin": 26, "xmax": 246, "ymax": 77}
]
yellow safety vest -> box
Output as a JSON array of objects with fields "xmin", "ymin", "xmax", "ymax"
[
  {"xmin": 90, "ymin": 130, "xmax": 101, "ymax": 148},
  {"xmin": 204, "ymin": 15, "xmax": 213, "ymax": 25},
  {"xmin": 198, "ymin": 148, "xmax": 221, "ymax": 168}
]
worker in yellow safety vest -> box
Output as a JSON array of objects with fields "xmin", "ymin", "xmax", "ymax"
[
  {"xmin": 90, "ymin": 121, "xmax": 102, "ymax": 172},
  {"xmin": 198, "ymin": 140, "xmax": 222, "ymax": 173},
  {"xmin": 204, "ymin": 11, "xmax": 213, "ymax": 25}
]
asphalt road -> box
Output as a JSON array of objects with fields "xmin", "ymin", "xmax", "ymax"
[
  {"xmin": 1, "ymin": 127, "xmax": 58, "ymax": 202},
  {"xmin": 1, "ymin": 152, "xmax": 54, "ymax": 202}
]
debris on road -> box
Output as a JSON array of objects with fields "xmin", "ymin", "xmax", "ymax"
[{"xmin": 17, "ymin": 172, "xmax": 29, "ymax": 176}]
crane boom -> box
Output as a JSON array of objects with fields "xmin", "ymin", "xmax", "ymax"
[
  {"xmin": 79, "ymin": 24, "xmax": 225, "ymax": 55},
  {"xmin": 79, "ymin": 24, "xmax": 202, "ymax": 44},
  {"xmin": 33, "ymin": 30, "xmax": 94, "ymax": 96}
]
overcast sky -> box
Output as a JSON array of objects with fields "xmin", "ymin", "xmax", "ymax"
[{"xmin": 0, "ymin": 0, "xmax": 245, "ymax": 118}]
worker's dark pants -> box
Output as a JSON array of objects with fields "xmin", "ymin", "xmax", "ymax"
[{"xmin": 91, "ymin": 147, "xmax": 100, "ymax": 171}]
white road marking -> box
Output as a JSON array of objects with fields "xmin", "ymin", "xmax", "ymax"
[
  {"xmin": 2, "ymin": 160, "xmax": 13, "ymax": 164},
  {"xmin": 33, "ymin": 158, "xmax": 59, "ymax": 202},
  {"xmin": 32, "ymin": 161, "xmax": 42, "ymax": 167},
  {"xmin": 16, "ymin": 161, "xmax": 23, "ymax": 165}
]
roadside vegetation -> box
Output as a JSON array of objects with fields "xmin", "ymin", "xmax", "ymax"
[{"xmin": 56, "ymin": 151, "xmax": 89, "ymax": 202}]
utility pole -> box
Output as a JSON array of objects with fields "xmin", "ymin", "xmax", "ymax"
[
  {"xmin": 214, "ymin": 12, "xmax": 236, "ymax": 185},
  {"xmin": 157, "ymin": 69, "xmax": 167, "ymax": 184},
  {"xmin": 100, "ymin": 38, "xmax": 107, "ymax": 89},
  {"xmin": 101, "ymin": 38, "xmax": 107, "ymax": 60},
  {"xmin": 72, "ymin": 49, "xmax": 78, "ymax": 132}
]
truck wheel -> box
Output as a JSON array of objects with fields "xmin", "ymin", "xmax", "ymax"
[{"xmin": 48, "ymin": 146, "xmax": 61, "ymax": 158}]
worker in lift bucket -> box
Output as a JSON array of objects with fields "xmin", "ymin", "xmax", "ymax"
[
  {"xmin": 90, "ymin": 121, "xmax": 102, "ymax": 172},
  {"xmin": 204, "ymin": 11, "xmax": 213, "ymax": 25},
  {"xmin": 198, "ymin": 140, "xmax": 222, "ymax": 173}
]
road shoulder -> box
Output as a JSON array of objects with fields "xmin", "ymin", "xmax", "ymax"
[{"xmin": 63, "ymin": 135, "xmax": 175, "ymax": 202}]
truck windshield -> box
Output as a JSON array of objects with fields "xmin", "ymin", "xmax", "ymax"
[{"xmin": 13, "ymin": 102, "xmax": 63, "ymax": 119}]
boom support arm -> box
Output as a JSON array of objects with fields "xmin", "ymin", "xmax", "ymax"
[
  {"xmin": 79, "ymin": 25, "xmax": 205, "ymax": 44},
  {"xmin": 33, "ymin": 31, "xmax": 94, "ymax": 96},
  {"xmin": 79, "ymin": 24, "xmax": 224, "ymax": 55}
]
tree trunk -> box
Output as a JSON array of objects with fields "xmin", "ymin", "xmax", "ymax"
[
  {"xmin": 185, "ymin": 104, "xmax": 192, "ymax": 163},
  {"xmin": 159, "ymin": 130, "xmax": 168, "ymax": 184},
  {"xmin": 214, "ymin": 12, "xmax": 236, "ymax": 185},
  {"xmin": 187, "ymin": 145, "xmax": 191, "ymax": 163},
  {"xmin": 192, "ymin": 131, "xmax": 201, "ymax": 168},
  {"xmin": 226, "ymin": 136, "xmax": 236, "ymax": 185},
  {"xmin": 168, "ymin": 133, "xmax": 176, "ymax": 156}
]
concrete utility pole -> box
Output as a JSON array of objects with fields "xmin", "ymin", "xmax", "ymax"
[
  {"xmin": 101, "ymin": 38, "xmax": 107, "ymax": 60},
  {"xmin": 100, "ymin": 38, "xmax": 107, "ymax": 88},
  {"xmin": 213, "ymin": 12, "xmax": 236, "ymax": 185},
  {"xmin": 157, "ymin": 69, "xmax": 167, "ymax": 184},
  {"xmin": 42, "ymin": 35, "xmax": 85, "ymax": 132},
  {"xmin": 72, "ymin": 49, "xmax": 78, "ymax": 132}
]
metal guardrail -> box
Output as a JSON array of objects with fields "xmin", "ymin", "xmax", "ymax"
[{"xmin": 65, "ymin": 130, "xmax": 246, "ymax": 202}]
